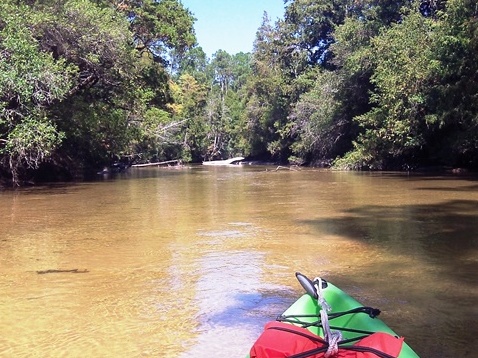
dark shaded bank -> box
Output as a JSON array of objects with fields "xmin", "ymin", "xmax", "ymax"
[{"xmin": 0, "ymin": 154, "xmax": 475, "ymax": 189}]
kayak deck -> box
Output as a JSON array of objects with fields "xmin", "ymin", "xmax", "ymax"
[{"xmin": 248, "ymin": 276, "xmax": 420, "ymax": 358}]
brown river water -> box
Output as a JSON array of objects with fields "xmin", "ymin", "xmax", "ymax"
[{"xmin": 1, "ymin": 166, "xmax": 477, "ymax": 357}]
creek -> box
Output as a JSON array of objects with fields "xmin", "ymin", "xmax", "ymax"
[{"xmin": 1, "ymin": 166, "xmax": 477, "ymax": 357}]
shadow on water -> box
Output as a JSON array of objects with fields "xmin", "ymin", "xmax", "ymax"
[
  {"xmin": 415, "ymin": 183, "xmax": 478, "ymax": 192},
  {"xmin": 299, "ymin": 198, "xmax": 478, "ymax": 357},
  {"xmin": 300, "ymin": 199, "xmax": 478, "ymax": 285}
]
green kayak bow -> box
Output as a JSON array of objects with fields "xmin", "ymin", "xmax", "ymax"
[{"xmin": 248, "ymin": 273, "xmax": 420, "ymax": 358}]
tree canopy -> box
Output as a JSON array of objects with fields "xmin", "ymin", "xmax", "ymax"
[
  {"xmin": 0, "ymin": 0, "xmax": 196, "ymax": 184},
  {"xmin": 1, "ymin": 0, "xmax": 478, "ymax": 185}
]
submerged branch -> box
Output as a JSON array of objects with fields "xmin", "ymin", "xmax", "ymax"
[
  {"xmin": 268, "ymin": 165, "xmax": 300, "ymax": 172},
  {"xmin": 36, "ymin": 268, "xmax": 89, "ymax": 274}
]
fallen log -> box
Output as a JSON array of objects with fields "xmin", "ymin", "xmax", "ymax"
[
  {"xmin": 202, "ymin": 157, "xmax": 245, "ymax": 166},
  {"xmin": 132, "ymin": 159, "xmax": 181, "ymax": 167}
]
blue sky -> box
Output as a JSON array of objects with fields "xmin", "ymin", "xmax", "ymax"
[{"xmin": 180, "ymin": 0, "xmax": 285, "ymax": 57}]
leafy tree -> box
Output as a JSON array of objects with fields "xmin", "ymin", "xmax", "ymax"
[
  {"xmin": 283, "ymin": 0, "xmax": 420, "ymax": 167},
  {"xmin": 335, "ymin": 8, "xmax": 440, "ymax": 169},
  {"xmin": 277, "ymin": 0, "xmax": 411, "ymax": 71},
  {"xmin": 224, "ymin": 53, "xmax": 253, "ymax": 156},
  {"xmin": 427, "ymin": 0, "xmax": 478, "ymax": 167},
  {"xmin": 289, "ymin": 70, "xmax": 346, "ymax": 164},
  {"xmin": 38, "ymin": 0, "xmax": 196, "ymax": 171},
  {"xmin": 113, "ymin": 0, "xmax": 196, "ymax": 65},
  {"xmin": 245, "ymin": 0, "xmax": 409, "ymax": 164},
  {"xmin": 32, "ymin": 0, "xmax": 146, "ymax": 173},
  {"xmin": 0, "ymin": 1, "xmax": 77, "ymax": 184},
  {"xmin": 0, "ymin": 0, "xmax": 197, "ymax": 184},
  {"xmin": 200, "ymin": 51, "xmax": 252, "ymax": 160},
  {"xmin": 172, "ymin": 46, "xmax": 208, "ymax": 84},
  {"xmin": 169, "ymin": 73, "xmax": 208, "ymax": 161},
  {"xmin": 244, "ymin": 12, "xmax": 292, "ymax": 160},
  {"xmin": 281, "ymin": 0, "xmax": 347, "ymax": 70},
  {"xmin": 5, "ymin": 0, "xmax": 478, "ymax": 184},
  {"xmin": 210, "ymin": 50, "xmax": 233, "ymax": 99}
]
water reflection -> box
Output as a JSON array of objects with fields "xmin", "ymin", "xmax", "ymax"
[
  {"xmin": 0, "ymin": 168, "xmax": 477, "ymax": 357},
  {"xmin": 179, "ymin": 248, "xmax": 294, "ymax": 357}
]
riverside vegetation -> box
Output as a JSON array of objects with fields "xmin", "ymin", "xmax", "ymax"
[{"xmin": 1, "ymin": 0, "xmax": 477, "ymax": 185}]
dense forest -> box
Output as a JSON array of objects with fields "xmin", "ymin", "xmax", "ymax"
[{"xmin": 1, "ymin": 0, "xmax": 477, "ymax": 185}]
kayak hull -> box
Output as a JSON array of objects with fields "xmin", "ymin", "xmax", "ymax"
[{"xmin": 248, "ymin": 281, "xmax": 419, "ymax": 357}]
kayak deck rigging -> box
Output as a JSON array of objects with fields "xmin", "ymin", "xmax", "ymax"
[{"xmin": 248, "ymin": 272, "xmax": 420, "ymax": 358}]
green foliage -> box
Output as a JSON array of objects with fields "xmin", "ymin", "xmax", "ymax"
[
  {"xmin": 2, "ymin": 0, "xmax": 478, "ymax": 184},
  {"xmin": 4, "ymin": 117, "xmax": 65, "ymax": 183},
  {"xmin": 0, "ymin": 0, "xmax": 197, "ymax": 184},
  {"xmin": 178, "ymin": 50, "xmax": 254, "ymax": 161},
  {"xmin": 244, "ymin": 13, "xmax": 294, "ymax": 161},
  {"xmin": 201, "ymin": 0, "xmax": 478, "ymax": 170},
  {"xmin": 281, "ymin": 0, "xmax": 347, "ymax": 68},
  {"xmin": 426, "ymin": 0, "xmax": 478, "ymax": 167},
  {"xmin": 119, "ymin": 0, "xmax": 196, "ymax": 63},
  {"xmin": 0, "ymin": 3, "xmax": 77, "ymax": 112},
  {"xmin": 166, "ymin": 73, "xmax": 208, "ymax": 161},
  {"xmin": 173, "ymin": 46, "xmax": 208, "ymax": 83},
  {"xmin": 289, "ymin": 70, "xmax": 343, "ymax": 161},
  {"xmin": 0, "ymin": 1, "xmax": 77, "ymax": 184},
  {"xmin": 344, "ymin": 11, "xmax": 439, "ymax": 169}
]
